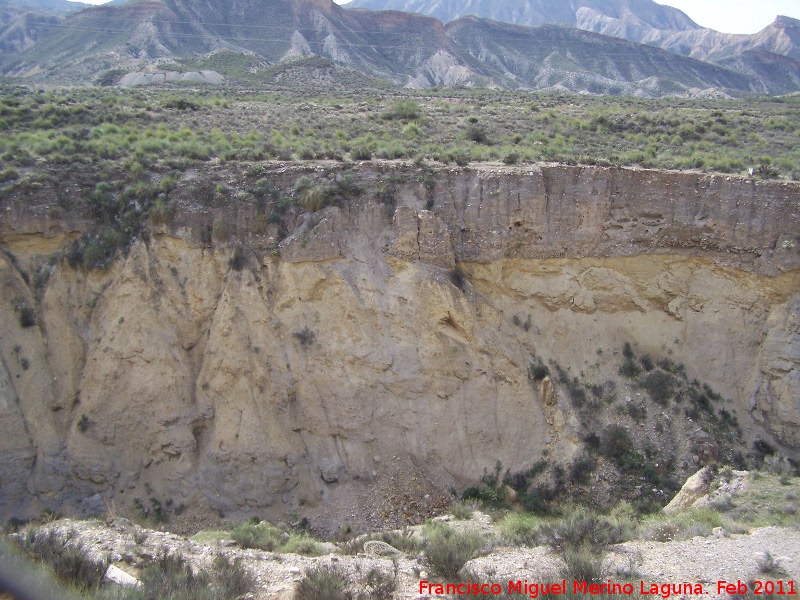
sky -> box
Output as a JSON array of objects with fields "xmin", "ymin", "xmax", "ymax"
[{"xmin": 74, "ymin": 0, "xmax": 800, "ymax": 35}]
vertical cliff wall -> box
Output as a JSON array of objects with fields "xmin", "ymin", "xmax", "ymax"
[{"xmin": 0, "ymin": 164, "xmax": 798, "ymax": 531}]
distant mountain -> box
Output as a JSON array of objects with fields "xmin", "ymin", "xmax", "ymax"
[
  {"xmin": 648, "ymin": 15, "xmax": 799, "ymax": 63},
  {"xmin": 0, "ymin": 0, "xmax": 92, "ymax": 55},
  {"xmin": 715, "ymin": 49, "xmax": 800, "ymax": 95},
  {"xmin": 445, "ymin": 17, "xmax": 755, "ymax": 95},
  {"xmin": 347, "ymin": 0, "xmax": 800, "ymax": 66},
  {"xmin": 2, "ymin": 0, "xmax": 487, "ymax": 84},
  {"xmin": 346, "ymin": 0, "xmax": 702, "ymax": 44},
  {"xmin": 2, "ymin": 0, "xmax": 799, "ymax": 95},
  {"xmin": 732, "ymin": 15, "xmax": 800, "ymax": 62},
  {"xmin": 1, "ymin": 0, "xmax": 92, "ymax": 15}
]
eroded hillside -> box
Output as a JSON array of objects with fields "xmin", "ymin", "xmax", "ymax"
[{"xmin": 0, "ymin": 163, "xmax": 798, "ymax": 534}]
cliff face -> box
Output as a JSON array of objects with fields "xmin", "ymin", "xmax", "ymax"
[{"xmin": 1, "ymin": 164, "xmax": 798, "ymax": 530}]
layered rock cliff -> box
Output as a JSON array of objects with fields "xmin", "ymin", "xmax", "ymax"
[{"xmin": 1, "ymin": 164, "xmax": 798, "ymax": 532}]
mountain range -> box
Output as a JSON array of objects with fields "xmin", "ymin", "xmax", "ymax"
[
  {"xmin": 347, "ymin": 0, "xmax": 702, "ymax": 43},
  {"xmin": 1, "ymin": 0, "xmax": 799, "ymax": 96},
  {"xmin": 347, "ymin": 0, "xmax": 800, "ymax": 61}
]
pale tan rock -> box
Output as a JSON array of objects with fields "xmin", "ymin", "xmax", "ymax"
[
  {"xmin": 540, "ymin": 376, "xmax": 556, "ymax": 406},
  {"xmin": 664, "ymin": 467, "xmax": 712, "ymax": 514},
  {"xmin": 105, "ymin": 565, "xmax": 141, "ymax": 588},
  {"xmin": 364, "ymin": 540, "xmax": 400, "ymax": 556},
  {"xmin": 504, "ymin": 485, "xmax": 518, "ymax": 503},
  {"xmin": 749, "ymin": 293, "xmax": 800, "ymax": 447},
  {"xmin": 1, "ymin": 164, "xmax": 799, "ymax": 529}
]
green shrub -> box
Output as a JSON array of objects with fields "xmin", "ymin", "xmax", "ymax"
[
  {"xmin": 528, "ymin": 355, "xmax": 549, "ymax": 381},
  {"xmin": 449, "ymin": 502, "xmax": 475, "ymax": 520},
  {"xmin": 560, "ymin": 548, "xmax": 604, "ymax": 585},
  {"xmin": 451, "ymin": 148, "xmax": 472, "ymax": 166},
  {"xmin": 465, "ymin": 125, "xmax": 489, "ymax": 144},
  {"xmin": 231, "ymin": 521, "xmax": 284, "ymax": 551},
  {"xmin": 381, "ymin": 528, "xmax": 423, "ymax": 553},
  {"xmin": 295, "ymin": 565, "xmax": 353, "ymax": 600},
  {"xmin": 95, "ymin": 69, "xmax": 126, "ymax": 86},
  {"xmin": 757, "ymin": 551, "xmax": 788, "ymax": 578},
  {"xmin": 538, "ymin": 506, "xmax": 625, "ymax": 553},
  {"xmin": 619, "ymin": 356, "xmax": 640, "ymax": 378},
  {"xmin": 282, "ymin": 534, "xmax": 322, "ymax": 556},
  {"xmin": 756, "ymin": 163, "xmax": 780, "ymax": 179},
  {"xmin": 212, "ymin": 554, "xmax": 256, "ymax": 598},
  {"xmin": 626, "ymin": 402, "xmax": 647, "ymax": 422},
  {"xmin": 386, "ymin": 99, "xmax": 420, "ymax": 121},
  {"xmin": 253, "ymin": 178, "xmax": 279, "ymax": 200},
  {"xmin": 567, "ymin": 380, "xmax": 588, "ymax": 408},
  {"xmin": 122, "ymin": 181, "xmax": 157, "ymax": 202},
  {"xmin": 112, "ymin": 548, "xmax": 240, "ymax": 600},
  {"xmin": 253, "ymin": 214, "xmax": 270, "ymax": 234},
  {"xmin": 498, "ymin": 512, "xmax": 540, "ymax": 547},
  {"xmin": 622, "ymin": 342, "xmax": 635, "ymax": 359},
  {"xmin": 338, "ymin": 534, "xmax": 375, "ymax": 555},
  {"xmin": 18, "ymin": 305, "xmax": 36, "ymax": 328},
  {"xmin": 275, "ymin": 195, "xmax": 293, "ymax": 212},
  {"xmin": 228, "ymin": 246, "xmax": 246, "ymax": 271},
  {"xmin": 350, "ymin": 145, "xmax": 372, "ymax": 160},
  {"xmin": 358, "ymin": 567, "xmax": 397, "ymax": 600},
  {"xmin": 133, "ymin": 496, "xmax": 169, "ymax": 525},
  {"xmin": 463, "ymin": 484, "xmax": 507, "ymax": 507},
  {"xmin": 149, "ymin": 198, "xmax": 174, "ymax": 225},
  {"xmin": 375, "ymin": 142, "xmax": 408, "ymax": 160},
  {"xmin": 212, "ymin": 219, "xmax": 234, "ymax": 242},
  {"xmin": 638, "ymin": 508, "xmax": 728, "ymax": 542},
  {"xmin": 641, "ymin": 370, "xmax": 677, "ymax": 406},
  {"xmin": 300, "ymin": 184, "xmax": 335, "ymax": 211},
  {"xmin": 462, "ymin": 460, "xmax": 512, "ymax": 508},
  {"xmin": 77, "ymin": 415, "xmax": 91, "ymax": 433},
  {"xmin": 423, "ymin": 524, "xmax": 487, "ymax": 579},
  {"xmin": 0, "ymin": 166, "xmax": 19, "ymax": 182},
  {"xmin": 231, "ymin": 521, "xmax": 320, "ymax": 555},
  {"xmin": 163, "ymin": 98, "xmax": 200, "ymax": 112},
  {"xmin": 14, "ymin": 527, "xmax": 108, "ymax": 591},
  {"xmin": 569, "ymin": 455, "xmax": 596, "ymax": 486},
  {"xmin": 293, "ymin": 326, "xmax": 315, "ymax": 348}
]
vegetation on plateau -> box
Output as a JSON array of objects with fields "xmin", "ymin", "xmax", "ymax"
[
  {"xmin": 0, "ymin": 84, "xmax": 797, "ymax": 179},
  {"xmin": 0, "ymin": 83, "xmax": 796, "ymax": 273}
]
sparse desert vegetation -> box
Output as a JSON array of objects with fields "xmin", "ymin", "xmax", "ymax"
[
  {"xmin": 4, "ymin": 468, "xmax": 798, "ymax": 598},
  {"xmin": 0, "ymin": 85, "xmax": 797, "ymax": 181}
]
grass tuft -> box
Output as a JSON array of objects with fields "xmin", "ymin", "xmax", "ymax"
[
  {"xmin": 423, "ymin": 523, "xmax": 489, "ymax": 579},
  {"xmin": 14, "ymin": 527, "xmax": 108, "ymax": 591},
  {"xmin": 294, "ymin": 565, "xmax": 353, "ymax": 600}
]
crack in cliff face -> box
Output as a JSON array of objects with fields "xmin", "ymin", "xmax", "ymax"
[
  {"xmin": 542, "ymin": 168, "xmax": 552, "ymax": 240},
  {"xmin": 416, "ymin": 210, "xmax": 422, "ymax": 261}
]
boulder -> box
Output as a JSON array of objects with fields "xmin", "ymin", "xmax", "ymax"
[
  {"xmin": 105, "ymin": 565, "xmax": 141, "ymax": 588},
  {"xmin": 364, "ymin": 540, "xmax": 400, "ymax": 556},
  {"xmin": 663, "ymin": 466, "xmax": 711, "ymax": 514}
]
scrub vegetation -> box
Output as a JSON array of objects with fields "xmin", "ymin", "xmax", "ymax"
[{"xmin": 0, "ymin": 85, "xmax": 797, "ymax": 178}]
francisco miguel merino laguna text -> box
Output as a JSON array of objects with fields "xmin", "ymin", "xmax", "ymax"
[{"xmin": 418, "ymin": 579, "xmax": 782, "ymax": 598}]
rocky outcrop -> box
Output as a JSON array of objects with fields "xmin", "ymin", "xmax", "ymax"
[
  {"xmin": 0, "ymin": 164, "xmax": 798, "ymax": 530},
  {"xmin": 117, "ymin": 70, "xmax": 224, "ymax": 86},
  {"xmin": 750, "ymin": 293, "xmax": 800, "ymax": 447}
]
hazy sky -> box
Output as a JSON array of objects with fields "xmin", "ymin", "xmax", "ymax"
[{"xmin": 74, "ymin": 0, "xmax": 800, "ymax": 35}]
